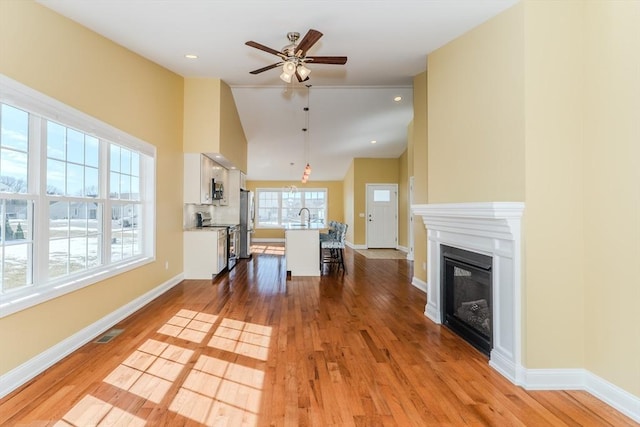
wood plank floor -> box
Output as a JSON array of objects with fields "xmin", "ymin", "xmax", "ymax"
[{"xmin": 1, "ymin": 244, "xmax": 637, "ymax": 426}]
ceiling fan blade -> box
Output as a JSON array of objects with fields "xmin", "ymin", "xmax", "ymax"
[
  {"xmin": 306, "ymin": 56, "xmax": 348, "ymax": 65},
  {"xmin": 249, "ymin": 62, "xmax": 282, "ymax": 74},
  {"xmin": 245, "ymin": 41, "xmax": 285, "ymax": 58},
  {"xmin": 295, "ymin": 29, "xmax": 323, "ymax": 56}
]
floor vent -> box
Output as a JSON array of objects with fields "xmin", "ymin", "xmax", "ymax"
[{"xmin": 95, "ymin": 328, "xmax": 124, "ymax": 344}]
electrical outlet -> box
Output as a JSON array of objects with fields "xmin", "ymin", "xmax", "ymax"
[
  {"xmin": 165, "ymin": 261, "xmax": 169, "ymax": 270},
  {"xmin": 422, "ymin": 262, "xmax": 427, "ymax": 271}
]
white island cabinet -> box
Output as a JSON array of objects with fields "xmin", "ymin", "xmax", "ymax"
[{"xmin": 285, "ymin": 225, "xmax": 320, "ymax": 276}]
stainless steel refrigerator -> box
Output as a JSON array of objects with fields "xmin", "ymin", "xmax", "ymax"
[{"xmin": 239, "ymin": 190, "xmax": 254, "ymax": 258}]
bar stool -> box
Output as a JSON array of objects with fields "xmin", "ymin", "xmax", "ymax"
[{"xmin": 320, "ymin": 222, "xmax": 347, "ymax": 273}]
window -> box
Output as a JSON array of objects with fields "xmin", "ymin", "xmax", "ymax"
[
  {"xmin": 0, "ymin": 75, "xmax": 156, "ymax": 316},
  {"xmin": 255, "ymin": 188, "xmax": 327, "ymax": 228}
]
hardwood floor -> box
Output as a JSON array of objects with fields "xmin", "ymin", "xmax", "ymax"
[{"xmin": 1, "ymin": 245, "xmax": 637, "ymax": 426}]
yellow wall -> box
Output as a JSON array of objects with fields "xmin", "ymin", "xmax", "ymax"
[
  {"xmin": 426, "ymin": 0, "xmax": 640, "ymax": 399},
  {"xmin": 183, "ymin": 78, "xmax": 247, "ymax": 171},
  {"xmin": 427, "ymin": 4, "xmax": 525, "ymax": 203},
  {"xmin": 245, "ymin": 180, "xmax": 344, "ymax": 240},
  {"xmin": 0, "ymin": 1, "xmax": 184, "ymax": 374},
  {"xmin": 343, "ymin": 162, "xmax": 355, "ymax": 244},
  {"xmin": 183, "ymin": 78, "xmax": 221, "ymax": 153},
  {"xmin": 352, "ymin": 158, "xmax": 400, "ymax": 246},
  {"xmin": 411, "ymin": 72, "xmax": 428, "ymax": 281},
  {"xmin": 398, "ymin": 149, "xmax": 409, "ymax": 248},
  {"xmin": 582, "ymin": 0, "xmax": 640, "ymax": 395},
  {"xmin": 523, "ymin": 0, "xmax": 585, "ymax": 369},
  {"xmin": 219, "ymin": 81, "xmax": 248, "ymax": 172}
]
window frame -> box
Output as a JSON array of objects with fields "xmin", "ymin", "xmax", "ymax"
[
  {"xmin": 0, "ymin": 74, "xmax": 156, "ymax": 318},
  {"xmin": 255, "ymin": 187, "xmax": 327, "ymax": 229}
]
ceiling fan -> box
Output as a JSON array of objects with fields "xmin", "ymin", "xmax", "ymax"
[{"xmin": 245, "ymin": 29, "xmax": 348, "ymax": 83}]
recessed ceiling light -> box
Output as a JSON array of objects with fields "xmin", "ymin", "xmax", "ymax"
[
  {"xmin": 185, "ymin": 54, "xmax": 198, "ymax": 59},
  {"xmin": 370, "ymin": 140, "xmax": 377, "ymax": 144},
  {"xmin": 393, "ymin": 96, "xmax": 402, "ymax": 102}
]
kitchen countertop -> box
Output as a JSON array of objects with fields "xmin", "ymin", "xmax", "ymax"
[
  {"xmin": 184, "ymin": 226, "xmax": 230, "ymax": 232},
  {"xmin": 284, "ymin": 223, "xmax": 324, "ymax": 230}
]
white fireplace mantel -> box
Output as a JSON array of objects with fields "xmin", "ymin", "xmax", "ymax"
[{"xmin": 412, "ymin": 202, "xmax": 525, "ymax": 384}]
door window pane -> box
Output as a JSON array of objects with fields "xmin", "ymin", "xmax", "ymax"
[{"xmin": 373, "ymin": 189, "xmax": 391, "ymax": 202}]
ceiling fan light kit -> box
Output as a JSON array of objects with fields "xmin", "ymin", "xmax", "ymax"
[
  {"xmin": 246, "ymin": 29, "xmax": 347, "ymax": 83},
  {"xmin": 297, "ymin": 64, "xmax": 311, "ymax": 80},
  {"xmin": 280, "ymin": 71, "xmax": 293, "ymax": 83}
]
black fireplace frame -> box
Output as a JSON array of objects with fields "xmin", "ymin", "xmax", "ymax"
[{"xmin": 440, "ymin": 245, "xmax": 493, "ymax": 356}]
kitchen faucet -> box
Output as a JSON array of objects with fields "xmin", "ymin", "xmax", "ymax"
[{"xmin": 298, "ymin": 207, "xmax": 311, "ymax": 226}]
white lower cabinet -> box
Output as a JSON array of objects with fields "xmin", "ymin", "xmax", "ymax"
[{"xmin": 184, "ymin": 229, "xmax": 226, "ymax": 279}]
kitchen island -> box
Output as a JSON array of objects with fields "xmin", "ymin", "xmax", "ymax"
[{"xmin": 285, "ymin": 223, "xmax": 322, "ymax": 276}]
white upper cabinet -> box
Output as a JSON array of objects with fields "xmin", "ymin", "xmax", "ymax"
[
  {"xmin": 211, "ymin": 165, "xmax": 229, "ymax": 206},
  {"xmin": 184, "ymin": 153, "xmax": 214, "ymax": 204}
]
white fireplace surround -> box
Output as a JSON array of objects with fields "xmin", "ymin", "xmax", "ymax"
[{"xmin": 412, "ymin": 202, "xmax": 525, "ymax": 384}]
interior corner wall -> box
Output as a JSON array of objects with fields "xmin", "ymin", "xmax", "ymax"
[
  {"xmin": 523, "ymin": 0, "xmax": 585, "ymax": 370},
  {"xmin": 412, "ymin": 72, "xmax": 427, "ymax": 282},
  {"xmin": 0, "ymin": 1, "xmax": 184, "ymax": 375},
  {"xmin": 219, "ymin": 80, "xmax": 248, "ymax": 172},
  {"xmin": 398, "ymin": 149, "xmax": 409, "ymax": 248},
  {"xmin": 183, "ymin": 77, "xmax": 221, "ymax": 153},
  {"xmin": 343, "ymin": 161, "xmax": 355, "ymax": 245},
  {"xmin": 426, "ymin": 0, "xmax": 640, "ymax": 402},
  {"xmin": 582, "ymin": 0, "xmax": 640, "ymax": 396},
  {"xmin": 427, "ymin": 4, "xmax": 525, "ymax": 203}
]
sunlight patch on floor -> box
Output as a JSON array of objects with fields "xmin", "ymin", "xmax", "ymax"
[
  {"xmin": 56, "ymin": 309, "xmax": 270, "ymax": 426},
  {"xmin": 103, "ymin": 338, "xmax": 193, "ymax": 403},
  {"xmin": 251, "ymin": 243, "xmax": 284, "ymax": 256},
  {"xmin": 158, "ymin": 309, "xmax": 218, "ymax": 343},
  {"xmin": 56, "ymin": 395, "xmax": 146, "ymax": 427},
  {"xmin": 170, "ymin": 355, "xmax": 264, "ymax": 426},
  {"xmin": 208, "ymin": 318, "xmax": 272, "ymax": 361}
]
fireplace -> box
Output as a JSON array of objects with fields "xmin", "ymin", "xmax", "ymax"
[
  {"xmin": 411, "ymin": 202, "xmax": 524, "ymax": 384},
  {"xmin": 441, "ymin": 245, "xmax": 492, "ymax": 356}
]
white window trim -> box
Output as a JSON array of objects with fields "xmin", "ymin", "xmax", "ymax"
[
  {"xmin": 0, "ymin": 74, "xmax": 156, "ymax": 318},
  {"xmin": 255, "ymin": 187, "xmax": 327, "ymax": 229}
]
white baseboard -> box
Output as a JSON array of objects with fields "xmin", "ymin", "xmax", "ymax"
[
  {"xmin": 522, "ymin": 368, "xmax": 640, "ymax": 423},
  {"xmin": 346, "ymin": 241, "xmax": 367, "ymax": 250},
  {"xmin": 0, "ymin": 273, "xmax": 184, "ymax": 399},
  {"xmin": 411, "ymin": 276, "xmax": 427, "ymax": 293}
]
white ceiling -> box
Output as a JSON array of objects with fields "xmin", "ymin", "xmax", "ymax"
[{"xmin": 37, "ymin": 0, "xmax": 518, "ymax": 181}]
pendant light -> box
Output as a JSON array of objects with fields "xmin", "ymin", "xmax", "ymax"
[{"xmin": 301, "ymin": 85, "xmax": 312, "ymax": 183}]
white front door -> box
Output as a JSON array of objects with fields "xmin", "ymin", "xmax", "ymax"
[{"xmin": 366, "ymin": 184, "xmax": 398, "ymax": 248}]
